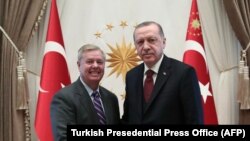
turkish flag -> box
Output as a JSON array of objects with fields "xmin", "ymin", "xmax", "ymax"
[
  {"xmin": 183, "ymin": 0, "xmax": 218, "ymax": 124},
  {"xmin": 35, "ymin": 0, "xmax": 71, "ymax": 140}
]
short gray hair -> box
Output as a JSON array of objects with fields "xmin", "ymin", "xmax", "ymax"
[{"xmin": 77, "ymin": 44, "xmax": 106, "ymax": 61}]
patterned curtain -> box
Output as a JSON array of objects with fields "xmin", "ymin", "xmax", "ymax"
[
  {"xmin": 223, "ymin": 0, "xmax": 250, "ymax": 124},
  {"xmin": 0, "ymin": 0, "xmax": 48, "ymax": 140}
]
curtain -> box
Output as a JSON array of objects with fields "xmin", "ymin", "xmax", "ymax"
[
  {"xmin": 198, "ymin": 0, "xmax": 239, "ymax": 124},
  {"xmin": 0, "ymin": 0, "xmax": 47, "ymax": 140},
  {"xmin": 223, "ymin": 0, "xmax": 250, "ymax": 124}
]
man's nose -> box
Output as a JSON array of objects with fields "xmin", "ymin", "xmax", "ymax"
[
  {"xmin": 143, "ymin": 42, "xmax": 150, "ymax": 50},
  {"xmin": 93, "ymin": 61, "xmax": 98, "ymax": 67}
]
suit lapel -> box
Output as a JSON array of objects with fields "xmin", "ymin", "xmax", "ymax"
[
  {"xmin": 75, "ymin": 78, "xmax": 99, "ymax": 123},
  {"xmin": 136, "ymin": 64, "xmax": 144, "ymax": 121},
  {"xmin": 99, "ymin": 88, "xmax": 111, "ymax": 124},
  {"xmin": 144, "ymin": 56, "xmax": 171, "ymax": 113}
]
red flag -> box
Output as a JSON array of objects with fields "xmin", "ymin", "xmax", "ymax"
[
  {"xmin": 183, "ymin": 0, "xmax": 218, "ymax": 124},
  {"xmin": 35, "ymin": 0, "xmax": 71, "ymax": 140}
]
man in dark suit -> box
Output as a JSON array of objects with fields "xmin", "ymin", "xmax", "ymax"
[
  {"xmin": 50, "ymin": 44, "xmax": 120, "ymax": 140},
  {"xmin": 122, "ymin": 21, "xmax": 203, "ymax": 124}
]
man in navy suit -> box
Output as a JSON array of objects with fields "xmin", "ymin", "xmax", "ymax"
[
  {"xmin": 122, "ymin": 21, "xmax": 203, "ymax": 124},
  {"xmin": 50, "ymin": 44, "xmax": 120, "ymax": 140}
]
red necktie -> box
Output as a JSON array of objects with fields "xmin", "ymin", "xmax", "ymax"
[{"xmin": 144, "ymin": 70, "xmax": 154, "ymax": 102}]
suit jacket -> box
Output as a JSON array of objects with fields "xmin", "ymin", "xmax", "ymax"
[
  {"xmin": 50, "ymin": 78, "xmax": 120, "ymax": 140},
  {"xmin": 122, "ymin": 55, "xmax": 203, "ymax": 124}
]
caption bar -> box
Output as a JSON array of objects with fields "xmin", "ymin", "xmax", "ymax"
[{"xmin": 67, "ymin": 125, "xmax": 249, "ymax": 139}]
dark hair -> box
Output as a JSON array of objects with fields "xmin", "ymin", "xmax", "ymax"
[{"xmin": 133, "ymin": 21, "xmax": 165, "ymax": 41}]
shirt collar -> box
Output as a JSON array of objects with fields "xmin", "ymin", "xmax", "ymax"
[
  {"xmin": 79, "ymin": 77, "xmax": 100, "ymax": 97},
  {"xmin": 144, "ymin": 54, "xmax": 164, "ymax": 74}
]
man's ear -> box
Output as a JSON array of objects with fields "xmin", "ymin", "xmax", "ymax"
[
  {"xmin": 163, "ymin": 37, "xmax": 166, "ymax": 44},
  {"xmin": 77, "ymin": 61, "xmax": 80, "ymax": 68}
]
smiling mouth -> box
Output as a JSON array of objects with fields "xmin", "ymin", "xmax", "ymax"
[
  {"xmin": 90, "ymin": 69, "xmax": 104, "ymax": 76},
  {"xmin": 90, "ymin": 71, "xmax": 100, "ymax": 74}
]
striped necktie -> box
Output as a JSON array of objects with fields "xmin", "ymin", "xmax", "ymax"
[{"xmin": 92, "ymin": 91, "xmax": 107, "ymax": 124}]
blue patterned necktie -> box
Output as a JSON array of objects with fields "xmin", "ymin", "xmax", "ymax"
[{"xmin": 92, "ymin": 91, "xmax": 107, "ymax": 124}]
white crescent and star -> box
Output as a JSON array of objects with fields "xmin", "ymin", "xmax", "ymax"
[
  {"xmin": 39, "ymin": 41, "xmax": 67, "ymax": 94},
  {"xmin": 184, "ymin": 40, "xmax": 208, "ymax": 72},
  {"xmin": 185, "ymin": 40, "xmax": 213, "ymax": 103},
  {"xmin": 43, "ymin": 41, "xmax": 67, "ymax": 58},
  {"xmin": 199, "ymin": 81, "xmax": 212, "ymax": 103}
]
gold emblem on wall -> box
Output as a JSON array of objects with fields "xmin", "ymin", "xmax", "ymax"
[
  {"xmin": 93, "ymin": 21, "xmax": 141, "ymax": 100},
  {"xmin": 94, "ymin": 21, "xmax": 141, "ymax": 82}
]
